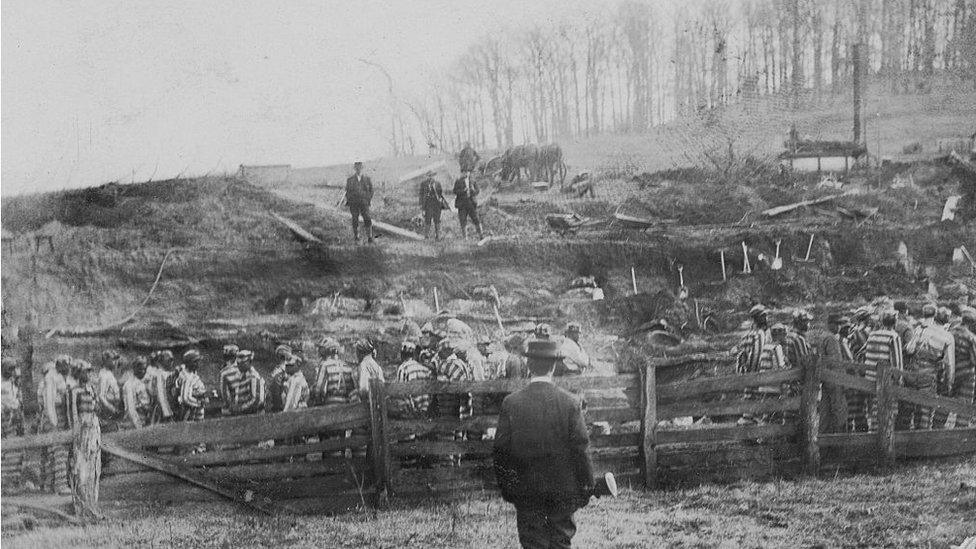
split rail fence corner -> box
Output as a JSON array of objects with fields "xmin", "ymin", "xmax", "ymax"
[{"xmin": 2, "ymin": 355, "xmax": 975, "ymax": 514}]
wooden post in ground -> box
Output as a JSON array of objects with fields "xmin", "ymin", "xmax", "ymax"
[
  {"xmin": 639, "ymin": 363, "xmax": 657, "ymax": 489},
  {"xmin": 367, "ymin": 378, "xmax": 391, "ymax": 503},
  {"xmin": 875, "ymin": 360, "xmax": 896, "ymax": 468},
  {"xmin": 800, "ymin": 355, "xmax": 821, "ymax": 475},
  {"xmin": 71, "ymin": 401, "xmax": 101, "ymax": 520}
]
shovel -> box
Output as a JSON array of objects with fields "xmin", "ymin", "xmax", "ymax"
[
  {"xmin": 771, "ymin": 240, "xmax": 783, "ymax": 270},
  {"xmin": 797, "ymin": 234, "xmax": 816, "ymax": 263},
  {"xmin": 678, "ymin": 265, "xmax": 689, "ymax": 300},
  {"xmin": 741, "ymin": 242, "xmax": 752, "ymax": 274}
]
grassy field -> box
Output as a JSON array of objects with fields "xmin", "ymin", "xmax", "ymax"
[{"xmin": 3, "ymin": 458, "xmax": 975, "ymax": 548}]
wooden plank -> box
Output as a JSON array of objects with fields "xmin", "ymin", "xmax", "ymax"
[
  {"xmin": 385, "ymin": 375, "xmax": 638, "ymax": 397},
  {"xmin": 100, "ymin": 473, "xmax": 362, "ymax": 502},
  {"xmin": 658, "ymin": 396, "xmax": 801, "ymax": 421},
  {"xmin": 270, "ymin": 212, "xmax": 322, "ymax": 243},
  {"xmin": 820, "ymin": 358, "xmax": 928, "ymax": 385},
  {"xmin": 761, "ymin": 192, "xmax": 846, "ymax": 217},
  {"xmin": 821, "ymin": 429, "xmax": 976, "ymax": 459},
  {"xmin": 875, "ymin": 360, "xmax": 896, "ymax": 468},
  {"xmin": 645, "ymin": 352, "xmax": 730, "ymax": 369},
  {"xmin": 397, "ymin": 160, "xmax": 447, "ymax": 183},
  {"xmin": 801, "ymin": 356, "xmax": 821, "ymax": 474},
  {"xmin": 107, "ymin": 458, "xmax": 366, "ymax": 481},
  {"xmin": 168, "ymin": 436, "xmax": 370, "ymax": 467},
  {"xmin": 818, "ymin": 368, "xmax": 877, "ymax": 394},
  {"xmin": 657, "ymin": 423, "xmax": 796, "ymax": 445},
  {"xmin": 659, "ymin": 460, "xmax": 803, "ymax": 487},
  {"xmin": 586, "ymin": 407, "xmax": 641, "ymax": 424},
  {"xmin": 658, "ymin": 368, "xmax": 802, "ymax": 400},
  {"xmin": 657, "ymin": 442, "xmax": 800, "ymax": 469},
  {"xmin": 100, "ymin": 441, "xmax": 291, "ymax": 515},
  {"xmin": 640, "ymin": 364, "xmax": 657, "ymax": 489},
  {"xmin": 367, "ymin": 378, "xmax": 391, "ymax": 497},
  {"xmin": 891, "ymin": 386, "xmax": 976, "ymax": 418},
  {"xmin": 388, "ymin": 416, "xmax": 498, "ymax": 437},
  {"xmin": 591, "ymin": 432, "xmax": 641, "ymax": 448},
  {"xmin": 3, "ymin": 403, "xmax": 370, "ymax": 451},
  {"xmin": 390, "ymin": 440, "xmax": 493, "ymax": 457}
]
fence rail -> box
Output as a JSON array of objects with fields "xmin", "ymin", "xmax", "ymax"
[{"xmin": 3, "ymin": 354, "xmax": 975, "ymax": 513}]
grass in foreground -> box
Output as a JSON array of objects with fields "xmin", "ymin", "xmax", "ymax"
[{"xmin": 3, "ymin": 458, "xmax": 975, "ymax": 548}]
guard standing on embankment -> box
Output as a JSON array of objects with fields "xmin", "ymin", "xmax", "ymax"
[{"xmin": 345, "ymin": 161, "xmax": 374, "ymax": 244}]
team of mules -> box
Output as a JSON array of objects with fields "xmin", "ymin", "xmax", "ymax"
[{"xmin": 479, "ymin": 143, "xmax": 567, "ymax": 187}]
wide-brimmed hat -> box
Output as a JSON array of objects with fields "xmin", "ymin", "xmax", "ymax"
[{"xmin": 525, "ymin": 340, "xmax": 562, "ymax": 359}]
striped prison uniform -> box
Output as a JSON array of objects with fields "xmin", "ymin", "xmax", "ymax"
[
  {"xmin": 855, "ymin": 329, "xmax": 902, "ymax": 432},
  {"xmin": 38, "ymin": 367, "xmax": 70, "ymax": 493},
  {"xmin": 95, "ymin": 368, "xmax": 121, "ymax": 428},
  {"xmin": 266, "ymin": 362, "xmax": 288, "ymax": 413},
  {"xmin": 312, "ymin": 359, "xmax": 359, "ymax": 406},
  {"xmin": 179, "ymin": 371, "xmax": 206, "ymax": 422},
  {"xmin": 121, "ymin": 376, "xmax": 151, "ymax": 429},
  {"xmin": 849, "ymin": 324, "xmax": 872, "ymax": 362},
  {"xmin": 230, "ymin": 369, "xmax": 266, "ymax": 415},
  {"xmin": 434, "ymin": 354, "xmax": 474, "ymax": 466},
  {"xmin": 735, "ymin": 328, "xmax": 768, "ymax": 374},
  {"xmin": 951, "ymin": 325, "xmax": 976, "ymax": 427},
  {"xmin": 281, "ymin": 372, "xmax": 310, "ymax": 411},
  {"xmin": 745, "ymin": 342, "xmax": 787, "ymax": 424},
  {"xmin": 219, "ymin": 362, "xmax": 241, "ymax": 415},
  {"xmin": 906, "ymin": 321, "xmax": 955, "ymax": 430},
  {"xmin": 391, "ymin": 359, "xmax": 432, "ymax": 419},
  {"xmin": 781, "ymin": 331, "xmax": 811, "ymax": 422}
]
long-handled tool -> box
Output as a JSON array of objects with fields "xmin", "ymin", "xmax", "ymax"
[
  {"xmin": 798, "ymin": 233, "xmax": 815, "ymax": 263},
  {"xmin": 677, "ymin": 265, "xmax": 689, "ymax": 300},
  {"xmin": 489, "ymin": 285, "xmax": 505, "ymax": 331},
  {"xmin": 741, "ymin": 242, "xmax": 752, "ymax": 274},
  {"xmin": 631, "ymin": 266, "xmax": 638, "ymax": 295},
  {"xmin": 720, "ymin": 250, "xmax": 727, "ymax": 281},
  {"xmin": 433, "ymin": 287, "xmax": 441, "ymax": 312},
  {"xmin": 771, "ymin": 239, "xmax": 783, "ymax": 270}
]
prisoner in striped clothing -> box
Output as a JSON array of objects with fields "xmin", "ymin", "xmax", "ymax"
[
  {"xmin": 784, "ymin": 310, "xmax": 813, "ymax": 369},
  {"xmin": 178, "ymin": 351, "xmax": 207, "ymax": 422},
  {"xmin": 906, "ymin": 304, "xmax": 956, "ymax": 429},
  {"xmin": 392, "ymin": 342, "xmax": 432, "ymax": 419},
  {"xmin": 312, "ymin": 337, "xmax": 359, "ymax": 406},
  {"xmin": 951, "ymin": 308, "xmax": 976, "ymax": 427},
  {"xmin": 860, "ymin": 312, "xmax": 903, "ymax": 432},
  {"xmin": 230, "ymin": 350, "xmax": 266, "ymax": 415},
  {"xmin": 218, "ymin": 344, "xmax": 240, "ymax": 415},
  {"xmin": 734, "ymin": 304, "xmax": 770, "ymax": 374},
  {"xmin": 95, "ymin": 350, "xmax": 122, "ymax": 425},
  {"xmin": 121, "ymin": 357, "xmax": 152, "ymax": 429},
  {"xmin": 148, "ymin": 350, "xmax": 176, "ymax": 423},
  {"xmin": 281, "ymin": 357, "xmax": 310, "ymax": 412}
]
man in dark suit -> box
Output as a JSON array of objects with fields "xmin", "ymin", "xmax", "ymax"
[
  {"xmin": 494, "ymin": 340, "xmax": 593, "ymax": 549},
  {"xmin": 418, "ymin": 170, "xmax": 446, "ymax": 240},
  {"xmin": 452, "ymin": 170, "xmax": 484, "ymax": 239},
  {"xmin": 345, "ymin": 161, "xmax": 374, "ymax": 243}
]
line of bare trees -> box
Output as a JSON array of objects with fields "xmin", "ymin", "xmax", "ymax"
[{"xmin": 395, "ymin": 0, "xmax": 975, "ymax": 156}]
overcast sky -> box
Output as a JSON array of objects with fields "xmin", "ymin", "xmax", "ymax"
[{"xmin": 1, "ymin": 0, "xmax": 607, "ymax": 196}]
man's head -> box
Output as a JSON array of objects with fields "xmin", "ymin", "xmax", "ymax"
[
  {"xmin": 55, "ymin": 355, "xmax": 72, "ymax": 375},
  {"xmin": 827, "ymin": 313, "xmax": 849, "ymax": 335},
  {"xmin": 100, "ymin": 349, "xmax": 121, "ymax": 370},
  {"xmin": 894, "ymin": 301, "xmax": 909, "ymax": 316},
  {"xmin": 317, "ymin": 336, "xmax": 340, "ymax": 358},
  {"xmin": 74, "ymin": 360, "xmax": 95, "ymax": 384},
  {"xmin": 437, "ymin": 338, "xmax": 454, "ymax": 360},
  {"xmin": 353, "ymin": 161, "xmax": 363, "ymax": 175},
  {"xmin": 236, "ymin": 350, "xmax": 254, "ymax": 372},
  {"xmin": 534, "ymin": 323, "xmax": 552, "ymax": 340},
  {"xmin": 936, "ymin": 306, "xmax": 952, "ymax": 325},
  {"xmin": 275, "ymin": 345, "xmax": 293, "ymax": 362},
  {"xmin": 791, "ymin": 309, "xmax": 813, "ymax": 333},
  {"xmin": 182, "ymin": 349, "xmax": 202, "ymax": 372},
  {"xmin": 880, "ymin": 309, "xmax": 897, "ymax": 329},
  {"xmin": 400, "ymin": 341, "xmax": 418, "ymax": 362},
  {"xmin": 921, "ymin": 303, "xmax": 937, "ymax": 319},
  {"xmin": 749, "ymin": 304, "xmax": 769, "ymax": 329},
  {"xmin": 770, "ymin": 323, "xmax": 788, "ymax": 344},
  {"xmin": 564, "ymin": 323, "xmax": 582, "ymax": 343},
  {"xmin": 504, "ymin": 334, "xmax": 525, "ymax": 355},
  {"xmin": 153, "ymin": 350, "xmax": 175, "ymax": 370},
  {"xmin": 355, "ymin": 339, "xmax": 375, "ymax": 360},
  {"xmin": 960, "ymin": 306, "xmax": 976, "ymax": 329},
  {"xmin": 525, "ymin": 340, "xmax": 562, "ymax": 377},
  {"xmin": 852, "ymin": 307, "xmax": 871, "ymax": 325},
  {"xmin": 475, "ymin": 337, "xmax": 491, "ymax": 357},
  {"xmin": 131, "ymin": 356, "xmax": 148, "ymax": 380},
  {"xmin": 285, "ymin": 356, "xmax": 302, "ymax": 376},
  {"xmin": 222, "ymin": 344, "xmax": 240, "ymax": 363}
]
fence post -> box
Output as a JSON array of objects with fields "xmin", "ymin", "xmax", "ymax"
[
  {"xmin": 875, "ymin": 360, "xmax": 895, "ymax": 468},
  {"xmin": 640, "ymin": 363, "xmax": 657, "ymax": 489},
  {"xmin": 71, "ymin": 401, "xmax": 101, "ymax": 519},
  {"xmin": 367, "ymin": 378, "xmax": 391, "ymax": 503},
  {"xmin": 800, "ymin": 355, "xmax": 821, "ymax": 475}
]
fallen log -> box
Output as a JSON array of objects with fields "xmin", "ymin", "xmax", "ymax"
[
  {"xmin": 270, "ymin": 212, "xmax": 322, "ymax": 243},
  {"xmin": 398, "ymin": 160, "xmax": 447, "ymax": 183},
  {"xmin": 761, "ymin": 193, "xmax": 849, "ymax": 218}
]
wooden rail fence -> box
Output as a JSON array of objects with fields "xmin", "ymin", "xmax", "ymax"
[{"xmin": 2, "ymin": 355, "xmax": 975, "ymax": 514}]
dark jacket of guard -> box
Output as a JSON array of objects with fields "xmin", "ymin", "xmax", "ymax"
[
  {"xmin": 493, "ymin": 380, "xmax": 594, "ymax": 510},
  {"xmin": 345, "ymin": 174, "xmax": 374, "ymax": 206},
  {"xmin": 452, "ymin": 175, "xmax": 479, "ymax": 208},
  {"xmin": 418, "ymin": 177, "xmax": 446, "ymax": 212}
]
